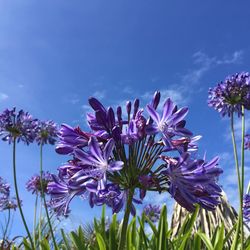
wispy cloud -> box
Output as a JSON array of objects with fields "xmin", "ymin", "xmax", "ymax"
[
  {"xmin": 0, "ymin": 92, "xmax": 8, "ymax": 101},
  {"xmin": 224, "ymin": 116, "xmax": 250, "ymax": 142},
  {"xmin": 216, "ymin": 50, "xmax": 243, "ymax": 65},
  {"xmin": 142, "ymin": 88, "xmax": 188, "ymax": 107},
  {"xmin": 181, "ymin": 50, "xmax": 244, "ymax": 88},
  {"xmin": 92, "ymin": 90, "xmax": 106, "ymax": 100}
]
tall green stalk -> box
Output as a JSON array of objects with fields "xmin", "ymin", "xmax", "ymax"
[
  {"xmin": 39, "ymin": 196, "xmax": 42, "ymax": 250},
  {"xmin": 240, "ymin": 106, "xmax": 245, "ymax": 248},
  {"xmin": 118, "ymin": 188, "xmax": 134, "ymax": 250},
  {"xmin": 33, "ymin": 195, "xmax": 38, "ymax": 248},
  {"xmin": 230, "ymin": 112, "xmax": 243, "ymax": 249},
  {"xmin": 39, "ymin": 144, "xmax": 58, "ymax": 249},
  {"xmin": 12, "ymin": 138, "xmax": 34, "ymax": 249},
  {"xmin": 1, "ymin": 208, "xmax": 11, "ymax": 248}
]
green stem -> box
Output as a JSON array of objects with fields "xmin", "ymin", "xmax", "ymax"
[
  {"xmin": 39, "ymin": 144, "xmax": 58, "ymax": 249},
  {"xmin": 39, "ymin": 196, "xmax": 42, "ymax": 250},
  {"xmin": 118, "ymin": 188, "xmax": 134, "ymax": 250},
  {"xmin": 230, "ymin": 113, "xmax": 242, "ymax": 249},
  {"xmin": 241, "ymin": 106, "xmax": 245, "ymax": 249},
  {"xmin": 33, "ymin": 195, "xmax": 38, "ymax": 248},
  {"xmin": 2, "ymin": 209, "xmax": 11, "ymax": 248},
  {"xmin": 12, "ymin": 138, "xmax": 34, "ymax": 248}
]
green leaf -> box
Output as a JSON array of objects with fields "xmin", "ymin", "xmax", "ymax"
[
  {"xmin": 78, "ymin": 226, "xmax": 85, "ymax": 245},
  {"xmin": 101, "ymin": 205, "xmax": 106, "ymax": 243},
  {"xmin": 157, "ymin": 204, "xmax": 167, "ymax": 250},
  {"xmin": 70, "ymin": 231, "xmax": 86, "ymax": 249},
  {"xmin": 109, "ymin": 213, "xmax": 117, "ymax": 250},
  {"xmin": 138, "ymin": 217, "xmax": 149, "ymax": 249},
  {"xmin": 223, "ymin": 223, "xmax": 236, "ymax": 246},
  {"xmin": 40, "ymin": 238, "xmax": 51, "ymax": 250},
  {"xmin": 144, "ymin": 214, "xmax": 158, "ymax": 236},
  {"xmin": 197, "ymin": 232, "xmax": 214, "ymax": 250},
  {"xmin": 96, "ymin": 232, "xmax": 107, "ymax": 250},
  {"xmin": 22, "ymin": 238, "xmax": 32, "ymax": 250},
  {"xmin": 193, "ymin": 232, "xmax": 201, "ymax": 250},
  {"xmin": 214, "ymin": 224, "xmax": 224, "ymax": 250},
  {"xmin": 61, "ymin": 229, "xmax": 71, "ymax": 250}
]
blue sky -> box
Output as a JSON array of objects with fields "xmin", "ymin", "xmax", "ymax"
[{"xmin": 0, "ymin": 0, "xmax": 250, "ymax": 237}]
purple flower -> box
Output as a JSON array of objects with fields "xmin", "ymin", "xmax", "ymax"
[
  {"xmin": 208, "ymin": 72, "xmax": 250, "ymax": 117},
  {"xmin": 26, "ymin": 172, "xmax": 52, "ymax": 195},
  {"xmin": 0, "ymin": 177, "xmax": 18, "ymax": 211},
  {"xmin": 243, "ymin": 194, "xmax": 250, "ymax": 222},
  {"xmin": 47, "ymin": 174, "xmax": 86, "ymax": 216},
  {"xmin": 35, "ymin": 120, "xmax": 59, "ymax": 145},
  {"xmin": 161, "ymin": 153, "xmax": 223, "ymax": 212},
  {"xmin": 0, "ymin": 108, "xmax": 37, "ymax": 144},
  {"xmin": 0, "ymin": 177, "xmax": 10, "ymax": 196},
  {"xmin": 56, "ymin": 124, "xmax": 89, "ymax": 154},
  {"xmin": 121, "ymin": 120, "xmax": 139, "ymax": 145},
  {"xmin": 143, "ymin": 204, "xmax": 161, "ymax": 223},
  {"xmin": 49, "ymin": 91, "xmax": 222, "ymax": 216},
  {"xmin": 245, "ymin": 134, "xmax": 250, "ymax": 150},
  {"xmin": 0, "ymin": 197, "xmax": 18, "ymax": 211},
  {"xmin": 74, "ymin": 137, "xmax": 124, "ymax": 190},
  {"xmin": 146, "ymin": 98, "xmax": 192, "ymax": 147},
  {"xmin": 164, "ymin": 135, "xmax": 202, "ymax": 154}
]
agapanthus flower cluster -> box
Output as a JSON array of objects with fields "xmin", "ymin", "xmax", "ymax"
[
  {"xmin": 26, "ymin": 172, "xmax": 52, "ymax": 195},
  {"xmin": 243, "ymin": 194, "xmax": 250, "ymax": 222},
  {"xmin": 0, "ymin": 108, "xmax": 37, "ymax": 144},
  {"xmin": 245, "ymin": 134, "xmax": 250, "ymax": 150},
  {"xmin": 35, "ymin": 120, "xmax": 58, "ymax": 145},
  {"xmin": 48, "ymin": 91, "xmax": 223, "ymax": 216},
  {"xmin": 208, "ymin": 72, "xmax": 250, "ymax": 117},
  {"xmin": 0, "ymin": 107, "xmax": 59, "ymax": 145},
  {"xmin": 143, "ymin": 204, "xmax": 161, "ymax": 223},
  {"xmin": 0, "ymin": 177, "xmax": 18, "ymax": 211}
]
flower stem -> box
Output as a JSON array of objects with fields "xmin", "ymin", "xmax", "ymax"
[
  {"xmin": 33, "ymin": 195, "xmax": 38, "ymax": 248},
  {"xmin": 241, "ymin": 106, "xmax": 245, "ymax": 248},
  {"xmin": 230, "ymin": 113, "xmax": 242, "ymax": 249},
  {"xmin": 118, "ymin": 188, "xmax": 134, "ymax": 250},
  {"xmin": 12, "ymin": 138, "xmax": 34, "ymax": 248},
  {"xmin": 39, "ymin": 196, "xmax": 42, "ymax": 250},
  {"xmin": 39, "ymin": 144, "xmax": 58, "ymax": 249},
  {"xmin": 2, "ymin": 208, "xmax": 11, "ymax": 248}
]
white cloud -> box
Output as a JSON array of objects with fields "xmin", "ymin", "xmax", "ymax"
[
  {"xmin": 216, "ymin": 50, "xmax": 243, "ymax": 65},
  {"xmin": 0, "ymin": 92, "xmax": 8, "ymax": 101},
  {"xmin": 92, "ymin": 90, "xmax": 106, "ymax": 100},
  {"xmin": 142, "ymin": 88, "xmax": 188, "ymax": 107},
  {"xmin": 181, "ymin": 50, "xmax": 244, "ymax": 88},
  {"xmin": 224, "ymin": 116, "xmax": 250, "ymax": 142}
]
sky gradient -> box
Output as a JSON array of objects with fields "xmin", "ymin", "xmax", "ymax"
[{"xmin": 0, "ymin": 0, "xmax": 250, "ymax": 237}]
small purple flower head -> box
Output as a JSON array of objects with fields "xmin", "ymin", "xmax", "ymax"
[
  {"xmin": 0, "ymin": 197, "xmax": 18, "ymax": 211},
  {"xmin": 56, "ymin": 124, "xmax": 89, "ymax": 154},
  {"xmin": 162, "ymin": 153, "xmax": 223, "ymax": 212},
  {"xmin": 245, "ymin": 134, "xmax": 250, "ymax": 150},
  {"xmin": 0, "ymin": 177, "xmax": 19, "ymax": 211},
  {"xmin": 0, "ymin": 108, "xmax": 37, "ymax": 144},
  {"xmin": 208, "ymin": 72, "xmax": 250, "ymax": 117},
  {"xmin": 143, "ymin": 204, "xmax": 161, "ymax": 223},
  {"xmin": 243, "ymin": 194, "xmax": 250, "ymax": 222},
  {"xmin": 0, "ymin": 177, "xmax": 10, "ymax": 196},
  {"xmin": 35, "ymin": 120, "xmax": 59, "ymax": 145},
  {"xmin": 146, "ymin": 98, "xmax": 192, "ymax": 147},
  {"xmin": 26, "ymin": 172, "xmax": 52, "ymax": 195}
]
